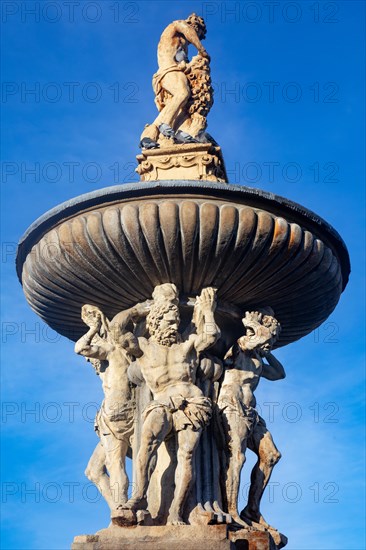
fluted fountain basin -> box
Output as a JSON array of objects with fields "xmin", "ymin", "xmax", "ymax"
[{"xmin": 16, "ymin": 181, "xmax": 350, "ymax": 351}]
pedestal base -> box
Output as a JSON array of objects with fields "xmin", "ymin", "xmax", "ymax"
[
  {"xmin": 136, "ymin": 143, "xmax": 228, "ymax": 182},
  {"xmin": 72, "ymin": 525, "xmax": 277, "ymax": 550}
]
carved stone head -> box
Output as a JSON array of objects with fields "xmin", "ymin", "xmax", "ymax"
[
  {"xmin": 239, "ymin": 308, "xmax": 281, "ymax": 355},
  {"xmin": 186, "ymin": 13, "xmax": 207, "ymax": 39},
  {"xmin": 147, "ymin": 284, "xmax": 181, "ymax": 346}
]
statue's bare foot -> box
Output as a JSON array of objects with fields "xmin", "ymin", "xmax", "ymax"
[
  {"xmin": 117, "ymin": 497, "xmax": 147, "ymax": 512},
  {"xmin": 204, "ymin": 502, "xmax": 216, "ymax": 515},
  {"xmin": 202, "ymin": 501, "xmax": 222, "ymax": 523},
  {"xmin": 230, "ymin": 512, "xmax": 253, "ymax": 530},
  {"xmin": 167, "ymin": 510, "xmax": 185, "ymax": 525},
  {"xmin": 240, "ymin": 507, "xmax": 274, "ymax": 531},
  {"xmin": 213, "ymin": 501, "xmax": 231, "ymax": 524}
]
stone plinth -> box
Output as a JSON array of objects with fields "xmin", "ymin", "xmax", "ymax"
[
  {"xmin": 71, "ymin": 525, "xmax": 277, "ymax": 550},
  {"xmin": 136, "ymin": 143, "xmax": 228, "ymax": 182}
]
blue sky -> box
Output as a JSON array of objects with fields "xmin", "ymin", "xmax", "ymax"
[{"xmin": 1, "ymin": 1, "xmax": 365, "ymax": 549}]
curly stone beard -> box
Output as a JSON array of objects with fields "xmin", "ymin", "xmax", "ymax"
[
  {"xmin": 146, "ymin": 302, "xmax": 180, "ymax": 345},
  {"xmin": 153, "ymin": 326, "xmax": 178, "ymax": 346}
]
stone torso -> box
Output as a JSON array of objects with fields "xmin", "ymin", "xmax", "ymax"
[
  {"xmin": 157, "ymin": 26, "xmax": 189, "ymax": 69},
  {"xmin": 218, "ymin": 351, "xmax": 263, "ymax": 410},
  {"xmin": 137, "ymin": 336, "xmax": 203, "ymax": 401},
  {"xmin": 100, "ymin": 346, "xmax": 133, "ymax": 415}
]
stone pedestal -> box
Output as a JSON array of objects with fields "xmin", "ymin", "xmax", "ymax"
[
  {"xmin": 72, "ymin": 525, "xmax": 277, "ymax": 550},
  {"xmin": 136, "ymin": 143, "xmax": 228, "ymax": 182}
]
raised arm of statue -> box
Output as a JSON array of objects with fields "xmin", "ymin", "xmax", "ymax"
[
  {"xmin": 108, "ymin": 301, "xmax": 149, "ymax": 359},
  {"xmin": 172, "ymin": 20, "xmax": 208, "ymax": 56},
  {"xmin": 75, "ymin": 305, "xmax": 113, "ymax": 360},
  {"xmin": 75, "ymin": 330, "xmax": 112, "ymax": 361},
  {"xmin": 191, "ymin": 287, "xmax": 220, "ymax": 353},
  {"xmin": 111, "ymin": 301, "xmax": 150, "ymax": 329},
  {"xmin": 261, "ymin": 352, "xmax": 286, "ymax": 381}
]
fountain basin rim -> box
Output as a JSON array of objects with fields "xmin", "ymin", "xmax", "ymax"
[{"xmin": 16, "ymin": 180, "xmax": 350, "ymax": 288}]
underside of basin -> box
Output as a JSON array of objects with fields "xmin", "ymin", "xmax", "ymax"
[{"xmin": 16, "ymin": 181, "xmax": 350, "ymax": 352}]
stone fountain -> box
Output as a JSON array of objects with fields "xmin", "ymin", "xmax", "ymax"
[{"xmin": 16, "ymin": 13, "xmax": 350, "ymax": 550}]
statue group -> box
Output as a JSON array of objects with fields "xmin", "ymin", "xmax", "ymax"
[
  {"xmin": 135, "ymin": 13, "xmax": 230, "ymax": 183},
  {"xmin": 75, "ymin": 284, "xmax": 286, "ymax": 545},
  {"xmin": 139, "ymin": 13, "xmax": 213, "ymax": 149},
  {"xmin": 17, "ymin": 9, "xmax": 350, "ymax": 550},
  {"xmin": 74, "ymin": 14, "xmax": 288, "ymax": 547},
  {"xmin": 72, "ymin": 14, "xmax": 289, "ymax": 547}
]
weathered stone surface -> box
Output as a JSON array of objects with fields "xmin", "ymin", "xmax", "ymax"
[
  {"xmin": 71, "ymin": 525, "xmax": 277, "ymax": 550},
  {"xmin": 16, "ymin": 182, "xmax": 349, "ymax": 349}
]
